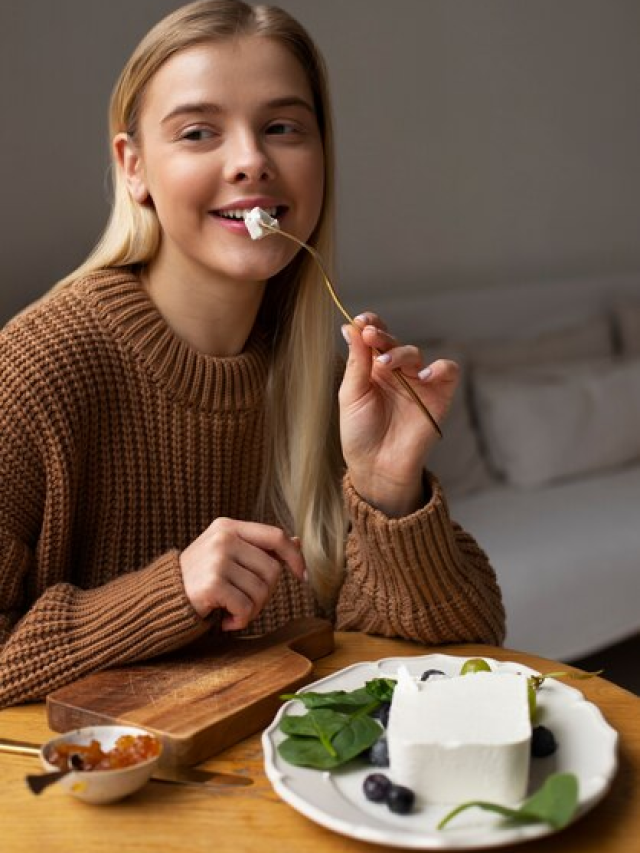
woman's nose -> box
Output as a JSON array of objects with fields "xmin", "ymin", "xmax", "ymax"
[{"xmin": 224, "ymin": 132, "xmax": 274, "ymax": 183}]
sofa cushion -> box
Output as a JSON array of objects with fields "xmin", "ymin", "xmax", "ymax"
[
  {"xmin": 420, "ymin": 316, "xmax": 614, "ymax": 496},
  {"xmin": 463, "ymin": 314, "xmax": 613, "ymax": 369},
  {"xmin": 473, "ymin": 357, "xmax": 640, "ymax": 488}
]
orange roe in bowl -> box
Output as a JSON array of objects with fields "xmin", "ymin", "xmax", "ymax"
[{"xmin": 49, "ymin": 734, "xmax": 160, "ymax": 771}]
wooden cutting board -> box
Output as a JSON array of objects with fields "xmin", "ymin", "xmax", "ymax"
[{"xmin": 46, "ymin": 617, "xmax": 334, "ymax": 768}]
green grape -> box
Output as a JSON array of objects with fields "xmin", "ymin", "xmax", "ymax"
[
  {"xmin": 460, "ymin": 658, "xmax": 492, "ymax": 675},
  {"xmin": 527, "ymin": 678, "xmax": 538, "ymax": 721}
]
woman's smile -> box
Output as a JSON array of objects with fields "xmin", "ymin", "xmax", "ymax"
[{"xmin": 208, "ymin": 200, "xmax": 288, "ymax": 235}]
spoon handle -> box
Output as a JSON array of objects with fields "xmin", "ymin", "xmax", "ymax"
[
  {"xmin": 26, "ymin": 769, "xmax": 69, "ymax": 795},
  {"xmin": 263, "ymin": 223, "xmax": 443, "ymax": 437},
  {"xmin": 0, "ymin": 737, "xmax": 40, "ymax": 757}
]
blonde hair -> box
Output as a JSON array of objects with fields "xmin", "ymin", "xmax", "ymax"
[{"xmin": 52, "ymin": 0, "xmax": 345, "ymax": 607}]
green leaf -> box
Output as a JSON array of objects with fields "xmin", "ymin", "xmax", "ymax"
[
  {"xmin": 438, "ymin": 773, "xmax": 579, "ymax": 831},
  {"xmin": 518, "ymin": 773, "xmax": 579, "ymax": 829},
  {"xmin": 330, "ymin": 714, "xmax": 382, "ymax": 764},
  {"xmin": 277, "ymin": 709, "xmax": 382, "ymax": 769},
  {"xmin": 278, "ymin": 735, "xmax": 343, "ymax": 769},
  {"xmin": 280, "ymin": 687, "xmax": 376, "ymax": 712},
  {"xmin": 280, "ymin": 709, "xmax": 350, "ymax": 756},
  {"xmin": 277, "ymin": 682, "xmax": 386, "ymax": 769},
  {"xmin": 364, "ymin": 678, "xmax": 397, "ymax": 703},
  {"xmin": 438, "ymin": 801, "xmax": 523, "ymax": 829}
]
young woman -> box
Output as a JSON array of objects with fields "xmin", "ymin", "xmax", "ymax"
[{"xmin": 0, "ymin": 0, "xmax": 504, "ymax": 708}]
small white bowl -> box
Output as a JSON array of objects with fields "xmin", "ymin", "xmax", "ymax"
[{"xmin": 40, "ymin": 724, "xmax": 162, "ymax": 804}]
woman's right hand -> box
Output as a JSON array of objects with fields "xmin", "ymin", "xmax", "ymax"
[{"xmin": 179, "ymin": 518, "xmax": 307, "ymax": 630}]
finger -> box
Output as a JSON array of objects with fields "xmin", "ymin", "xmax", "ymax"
[
  {"xmin": 340, "ymin": 323, "xmax": 374, "ymax": 401},
  {"xmin": 360, "ymin": 324, "xmax": 399, "ymax": 353},
  {"xmin": 231, "ymin": 540, "xmax": 294, "ymax": 597},
  {"xmin": 218, "ymin": 519, "xmax": 306, "ymax": 581},
  {"xmin": 216, "ymin": 582, "xmax": 259, "ymax": 631},
  {"xmin": 352, "ymin": 311, "xmax": 390, "ymax": 333},
  {"xmin": 216, "ymin": 551, "xmax": 279, "ymax": 629},
  {"xmin": 372, "ymin": 343, "xmax": 424, "ymax": 373},
  {"xmin": 418, "ymin": 357, "xmax": 460, "ymax": 385}
]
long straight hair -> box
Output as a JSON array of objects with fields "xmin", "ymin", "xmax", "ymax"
[{"xmin": 52, "ymin": 0, "xmax": 346, "ymax": 606}]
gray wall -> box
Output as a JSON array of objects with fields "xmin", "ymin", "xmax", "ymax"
[{"xmin": 2, "ymin": 0, "xmax": 640, "ymax": 324}]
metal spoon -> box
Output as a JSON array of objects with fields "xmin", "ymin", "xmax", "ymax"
[
  {"xmin": 26, "ymin": 752, "xmax": 84, "ymax": 795},
  {"xmin": 2, "ymin": 737, "xmax": 252, "ymax": 788}
]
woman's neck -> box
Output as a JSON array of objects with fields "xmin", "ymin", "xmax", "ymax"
[{"xmin": 142, "ymin": 259, "xmax": 266, "ymax": 357}]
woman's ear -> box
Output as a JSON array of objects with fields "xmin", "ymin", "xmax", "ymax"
[{"xmin": 113, "ymin": 132, "xmax": 149, "ymax": 204}]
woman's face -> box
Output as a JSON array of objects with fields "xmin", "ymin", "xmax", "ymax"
[{"xmin": 119, "ymin": 36, "xmax": 325, "ymax": 288}]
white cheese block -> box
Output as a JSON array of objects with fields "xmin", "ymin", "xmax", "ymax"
[
  {"xmin": 244, "ymin": 207, "xmax": 280, "ymax": 240},
  {"xmin": 387, "ymin": 671, "xmax": 531, "ymax": 804}
]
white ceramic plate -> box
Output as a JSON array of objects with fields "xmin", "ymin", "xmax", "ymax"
[{"xmin": 262, "ymin": 654, "xmax": 618, "ymax": 850}]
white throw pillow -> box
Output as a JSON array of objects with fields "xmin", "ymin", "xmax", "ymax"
[
  {"xmin": 473, "ymin": 357, "xmax": 640, "ymax": 488},
  {"xmin": 419, "ymin": 316, "xmax": 613, "ymax": 496}
]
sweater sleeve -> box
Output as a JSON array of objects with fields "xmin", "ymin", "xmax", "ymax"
[
  {"xmin": 0, "ymin": 365, "xmax": 209, "ymax": 708},
  {"xmin": 335, "ymin": 471, "xmax": 506, "ymax": 645},
  {"xmin": 0, "ymin": 541, "xmax": 212, "ymax": 708}
]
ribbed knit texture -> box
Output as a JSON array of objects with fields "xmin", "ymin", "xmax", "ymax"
[{"xmin": 0, "ymin": 270, "xmax": 504, "ymax": 707}]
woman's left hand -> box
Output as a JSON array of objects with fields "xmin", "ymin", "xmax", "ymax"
[{"xmin": 339, "ymin": 312, "xmax": 459, "ymax": 517}]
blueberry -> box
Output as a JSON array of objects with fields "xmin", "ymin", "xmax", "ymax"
[
  {"xmin": 371, "ymin": 701, "xmax": 391, "ymax": 727},
  {"xmin": 387, "ymin": 783, "xmax": 415, "ymax": 814},
  {"xmin": 420, "ymin": 669, "xmax": 445, "ymax": 681},
  {"xmin": 365, "ymin": 736, "xmax": 389, "ymax": 767},
  {"xmin": 531, "ymin": 725, "xmax": 558, "ymax": 758},
  {"xmin": 363, "ymin": 773, "xmax": 392, "ymax": 803}
]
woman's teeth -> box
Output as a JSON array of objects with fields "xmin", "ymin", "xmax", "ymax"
[{"xmin": 217, "ymin": 207, "xmax": 278, "ymax": 220}]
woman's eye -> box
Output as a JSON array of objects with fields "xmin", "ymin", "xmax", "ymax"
[
  {"xmin": 180, "ymin": 127, "xmax": 215, "ymax": 142},
  {"xmin": 266, "ymin": 122, "xmax": 298, "ymax": 136}
]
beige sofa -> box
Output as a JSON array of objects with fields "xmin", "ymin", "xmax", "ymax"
[{"xmin": 363, "ymin": 273, "xmax": 640, "ymax": 660}]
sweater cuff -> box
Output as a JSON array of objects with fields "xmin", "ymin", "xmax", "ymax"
[
  {"xmin": 342, "ymin": 469, "xmax": 471, "ymax": 610},
  {"xmin": 68, "ymin": 550, "xmax": 211, "ymax": 667},
  {"xmin": 343, "ymin": 468, "xmax": 446, "ymax": 527}
]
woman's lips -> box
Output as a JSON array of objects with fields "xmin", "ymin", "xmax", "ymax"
[
  {"xmin": 209, "ymin": 212, "xmax": 254, "ymax": 234},
  {"xmin": 209, "ymin": 205, "xmax": 287, "ymax": 235}
]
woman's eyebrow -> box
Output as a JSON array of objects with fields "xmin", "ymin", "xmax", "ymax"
[
  {"xmin": 161, "ymin": 96, "xmax": 315, "ymax": 125},
  {"xmin": 265, "ymin": 96, "xmax": 315, "ymax": 114},
  {"xmin": 161, "ymin": 102, "xmax": 221, "ymax": 125}
]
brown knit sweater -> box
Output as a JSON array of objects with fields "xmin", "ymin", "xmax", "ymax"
[{"xmin": 0, "ymin": 270, "xmax": 504, "ymax": 707}]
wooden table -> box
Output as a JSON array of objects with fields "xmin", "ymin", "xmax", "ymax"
[{"xmin": 1, "ymin": 633, "xmax": 638, "ymax": 853}]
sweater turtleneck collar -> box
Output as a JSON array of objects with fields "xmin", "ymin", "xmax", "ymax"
[{"xmin": 77, "ymin": 268, "xmax": 272, "ymax": 411}]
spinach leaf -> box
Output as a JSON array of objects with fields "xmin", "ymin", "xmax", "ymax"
[
  {"xmin": 278, "ymin": 712, "xmax": 381, "ymax": 768},
  {"xmin": 438, "ymin": 773, "xmax": 579, "ymax": 831},
  {"xmin": 329, "ymin": 714, "xmax": 382, "ymax": 765},
  {"xmin": 278, "ymin": 736, "xmax": 343, "ymax": 769},
  {"xmin": 517, "ymin": 772, "xmax": 579, "ymax": 829},
  {"xmin": 279, "ymin": 708, "xmax": 350, "ymax": 739},
  {"xmin": 280, "ymin": 687, "xmax": 375, "ymax": 712},
  {"xmin": 277, "ymin": 682, "xmax": 389, "ymax": 769},
  {"xmin": 365, "ymin": 677, "xmax": 397, "ymax": 702}
]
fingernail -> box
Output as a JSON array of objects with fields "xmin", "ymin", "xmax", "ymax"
[
  {"xmin": 341, "ymin": 325, "xmax": 351, "ymax": 344},
  {"xmin": 292, "ymin": 535, "xmax": 302, "ymax": 549},
  {"xmin": 354, "ymin": 314, "xmax": 368, "ymax": 325},
  {"xmin": 302, "ymin": 569, "xmax": 309, "ymax": 583},
  {"xmin": 376, "ymin": 352, "xmax": 392, "ymax": 364},
  {"xmin": 418, "ymin": 366, "xmax": 432, "ymax": 380}
]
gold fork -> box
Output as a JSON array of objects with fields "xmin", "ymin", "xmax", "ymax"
[{"xmin": 258, "ymin": 220, "xmax": 442, "ymax": 438}]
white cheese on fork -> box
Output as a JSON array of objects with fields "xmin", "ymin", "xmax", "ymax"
[
  {"xmin": 387, "ymin": 671, "xmax": 531, "ymax": 804},
  {"xmin": 244, "ymin": 206, "xmax": 280, "ymax": 240}
]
